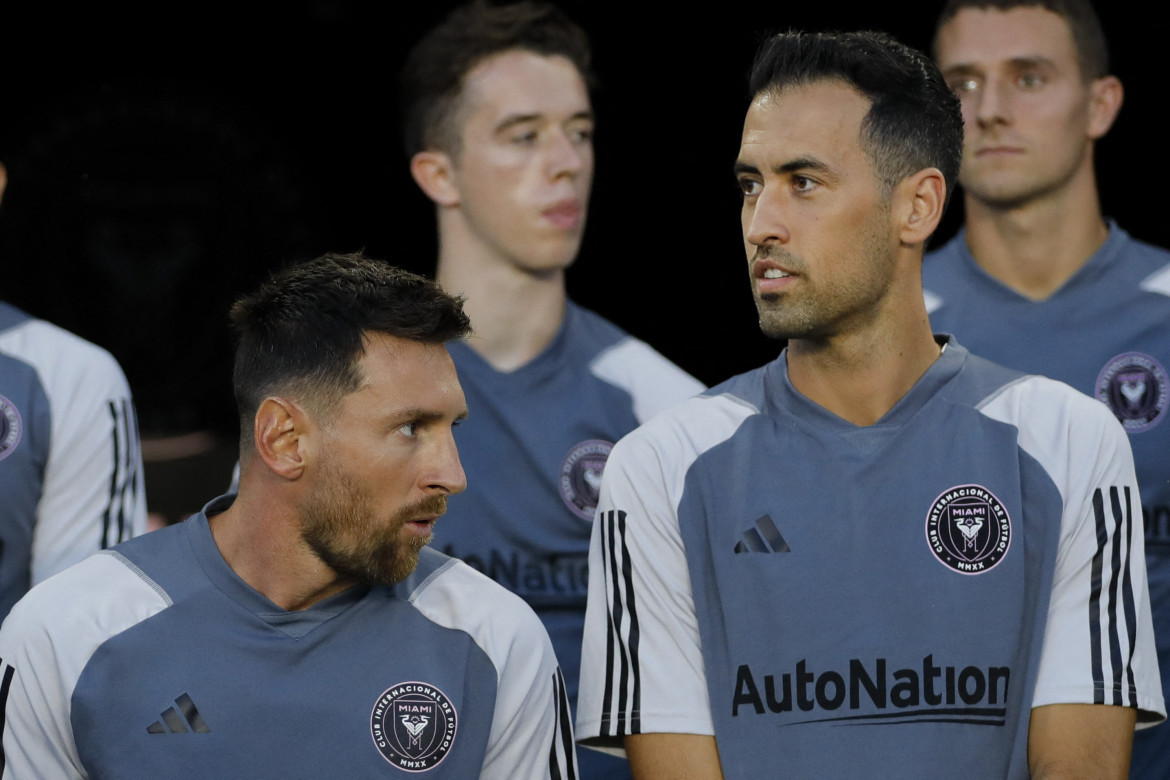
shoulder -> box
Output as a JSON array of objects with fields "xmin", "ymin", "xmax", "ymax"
[
  {"xmin": 970, "ymin": 364, "xmax": 1130, "ymax": 487},
  {"xmin": 399, "ymin": 548, "xmax": 554, "ymax": 669},
  {"xmin": 606, "ymin": 381, "xmax": 762, "ymax": 491},
  {"xmin": 569, "ymin": 303, "xmax": 705, "ymax": 422},
  {"xmin": 1119, "ymin": 233, "xmax": 1170, "ymax": 299},
  {"xmin": 0, "ymin": 309, "xmax": 130, "ymax": 400},
  {"xmin": 0, "ymin": 547, "xmax": 171, "ymax": 675},
  {"xmin": 972, "ymin": 362, "xmax": 1117, "ymax": 432}
]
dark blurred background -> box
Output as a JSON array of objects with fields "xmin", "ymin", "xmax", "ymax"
[{"xmin": 1, "ymin": 2, "xmax": 1159, "ymax": 522}]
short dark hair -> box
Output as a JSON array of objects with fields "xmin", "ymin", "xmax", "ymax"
[
  {"xmin": 934, "ymin": 0, "xmax": 1109, "ymax": 80},
  {"xmin": 748, "ymin": 30, "xmax": 964, "ymax": 205},
  {"xmin": 399, "ymin": 0, "xmax": 593, "ymax": 157},
  {"xmin": 230, "ymin": 252, "xmax": 470, "ymax": 445}
]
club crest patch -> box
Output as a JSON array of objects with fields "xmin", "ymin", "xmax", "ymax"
[
  {"xmin": 370, "ymin": 682, "xmax": 457, "ymax": 772},
  {"xmin": 0, "ymin": 394, "xmax": 22, "ymax": 461},
  {"xmin": 925, "ymin": 484, "xmax": 1011, "ymax": 575},
  {"xmin": 559, "ymin": 439, "xmax": 612, "ymax": 521},
  {"xmin": 1095, "ymin": 352, "xmax": 1167, "ymax": 433}
]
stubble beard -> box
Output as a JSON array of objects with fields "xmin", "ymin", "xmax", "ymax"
[
  {"xmin": 959, "ymin": 138, "xmax": 1090, "ymax": 213},
  {"xmin": 300, "ymin": 464, "xmax": 447, "ymax": 587},
  {"xmin": 752, "ymin": 212, "xmax": 895, "ymax": 342}
]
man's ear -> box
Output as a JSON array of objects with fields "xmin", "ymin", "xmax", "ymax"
[
  {"xmin": 896, "ymin": 168, "xmax": 946, "ymax": 247},
  {"xmin": 0, "ymin": 162, "xmax": 7, "ymax": 206},
  {"xmin": 1087, "ymin": 75, "xmax": 1123, "ymax": 140},
  {"xmin": 253, "ymin": 397, "xmax": 310, "ymax": 480},
  {"xmin": 410, "ymin": 150, "xmax": 460, "ymax": 207}
]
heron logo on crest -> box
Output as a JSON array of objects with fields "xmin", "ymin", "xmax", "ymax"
[
  {"xmin": 370, "ymin": 682, "xmax": 457, "ymax": 771},
  {"xmin": 0, "ymin": 394, "xmax": 22, "ymax": 461},
  {"xmin": 1096, "ymin": 352, "xmax": 1167, "ymax": 433},
  {"xmin": 925, "ymin": 484, "xmax": 1011, "ymax": 575},
  {"xmin": 559, "ymin": 439, "xmax": 613, "ymax": 521}
]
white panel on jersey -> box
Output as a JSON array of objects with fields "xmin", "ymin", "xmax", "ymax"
[
  {"xmin": 923, "ymin": 288, "xmax": 944, "ymax": 315},
  {"xmin": 0, "ymin": 551, "xmax": 170, "ymax": 778},
  {"xmin": 589, "ymin": 338, "xmax": 704, "ymax": 424},
  {"xmin": 978, "ymin": 376, "xmax": 1164, "ymax": 722},
  {"xmin": 1140, "ymin": 263, "xmax": 1170, "ymax": 298}
]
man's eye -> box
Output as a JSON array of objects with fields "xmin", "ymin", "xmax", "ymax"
[
  {"xmin": 1017, "ymin": 72, "xmax": 1044, "ymax": 88},
  {"xmin": 511, "ymin": 131, "xmax": 538, "ymax": 145},
  {"xmin": 949, "ymin": 77, "xmax": 979, "ymax": 94},
  {"xmin": 397, "ymin": 422, "xmax": 418, "ymax": 438},
  {"xmin": 738, "ymin": 178, "xmax": 761, "ymax": 197},
  {"xmin": 792, "ymin": 175, "xmax": 816, "ymax": 193}
]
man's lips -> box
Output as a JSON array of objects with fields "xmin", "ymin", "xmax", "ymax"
[
  {"xmin": 543, "ymin": 200, "xmax": 583, "ymax": 229},
  {"xmin": 753, "ymin": 260, "xmax": 798, "ymax": 295},
  {"xmin": 974, "ymin": 145, "xmax": 1025, "ymax": 157},
  {"xmin": 403, "ymin": 516, "xmax": 439, "ymax": 539}
]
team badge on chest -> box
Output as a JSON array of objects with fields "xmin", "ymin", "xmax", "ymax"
[
  {"xmin": 370, "ymin": 682, "xmax": 457, "ymax": 772},
  {"xmin": 1095, "ymin": 352, "xmax": 1167, "ymax": 433},
  {"xmin": 0, "ymin": 394, "xmax": 22, "ymax": 461},
  {"xmin": 559, "ymin": 439, "xmax": 612, "ymax": 521},
  {"xmin": 925, "ymin": 484, "xmax": 1011, "ymax": 575}
]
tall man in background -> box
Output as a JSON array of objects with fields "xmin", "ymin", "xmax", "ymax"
[
  {"xmin": 402, "ymin": 4, "xmax": 702, "ymax": 776},
  {"xmin": 922, "ymin": 3, "xmax": 1170, "ymax": 773},
  {"xmin": 0, "ymin": 161, "xmax": 146, "ymax": 621},
  {"xmin": 578, "ymin": 29, "xmax": 1163, "ymax": 778}
]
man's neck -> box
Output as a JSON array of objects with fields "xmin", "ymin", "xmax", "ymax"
[
  {"xmin": 962, "ymin": 171, "xmax": 1108, "ymax": 301},
  {"xmin": 786, "ymin": 284, "xmax": 942, "ymax": 427},
  {"xmin": 436, "ymin": 244, "xmax": 568, "ymax": 373},
  {"xmin": 208, "ymin": 491, "xmax": 356, "ymax": 612}
]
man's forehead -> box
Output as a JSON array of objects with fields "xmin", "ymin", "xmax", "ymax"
[
  {"xmin": 740, "ymin": 81, "xmax": 869, "ymax": 156},
  {"xmin": 458, "ymin": 49, "xmax": 591, "ymax": 123},
  {"xmin": 936, "ymin": 6, "xmax": 1078, "ymax": 69}
]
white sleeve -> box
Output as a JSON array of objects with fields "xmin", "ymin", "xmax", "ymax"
[
  {"xmin": 30, "ymin": 325, "xmax": 146, "ymax": 583},
  {"xmin": 479, "ymin": 611, "xmax": 577, "ymax": 780},
  {"xmin": 982, "ymin": 378, "xmax": 1165, "ymax": 724},
  {"xmin": 589, "ymin": 338, "xmax": 705, "ymax": 424},
  {"xmin": 409, "ymin": 561, "xmax": 577, "ymax": 779},
  {"xmin": 0, "ymin": 553, "xmax": 167, "ymax": 779},
  {"xmin": 578, "ymin": 398, "xmax": 747, "ymax": 754}
]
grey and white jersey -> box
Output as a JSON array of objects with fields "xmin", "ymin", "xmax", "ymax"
[
  {"xmin": 0, "ymin": 301, "xmax": 145, "ymax": 621},
  {"xmin": 577, "ymin": 339, "xmax": 1163, "ymax": 778},
  {"xmin": 0, "ymin": 498, "xmax": 576, "ymax": 778}
]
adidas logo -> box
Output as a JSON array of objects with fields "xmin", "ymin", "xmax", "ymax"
[
  {"xmin": 146, "ymin": 692, "xmax": 210, "ymax": 734},
  {"xmin": 734, "ymin": 514, "xmax": 790, "ymax": 554}
]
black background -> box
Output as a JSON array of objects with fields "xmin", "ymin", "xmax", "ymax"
[{"xmin": 0, "ymin": 2, "xmax": 1159, "ymax": 511}]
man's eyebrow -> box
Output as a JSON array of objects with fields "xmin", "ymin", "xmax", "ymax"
[
  {"xmin": 495, "ymin": 113, "xmax": 542, "ymax": 134},
  {"xmin": 494, "ymin": 109, "xmax": 594, "ymax": 135},
  {"xmin": 941, "ymin": 55, "xmax": 1055, "ymax": 78},
  {"xmin": 940, "ymin": 63, "xmax": 981, "ymax": 79},
  {"xmin": 1005, "ymin": 55, "xmax": 1056, "ymax": 71},
  {"xmin": 734, "ymin": 156, "xmax": 834, "ymax": 178},
  {"xmin": 775, "ymin": 156, "xmax": 833, "ymax": 176},
  {"xmin": 389, "ymin": 407, "xmax": 467, "ymax": 426}
]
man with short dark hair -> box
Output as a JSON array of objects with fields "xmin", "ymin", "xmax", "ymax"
[
  {"xmin": 922, "ymin": 3, "xmax": 1170, "ymax": 773},
  {"xmin": 402, "ymin": 6, "xmax": 701, "ymax": 777},
  {"xmin": 0, "ymin": 252, "xmax": 577, "ymax": 778},
  {"xmin": 576, "ymin": 30, "xmax": 1163, "ymax": 778}
]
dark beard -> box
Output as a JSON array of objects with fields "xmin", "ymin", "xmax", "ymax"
[{"xmin": 300, "ymin": 467, "xmax": 447, "ymax": 586}]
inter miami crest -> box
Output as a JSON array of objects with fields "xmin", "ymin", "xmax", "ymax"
[
  {"xmin": 925, "ymin": 484, "xmax": 1011, "ymax": 575},
  {"xmin": 559, "ymin": 439, "xmax": 612, "ymax": 521},
  {"xmin": 370, "ymin": 682, "xmax": 457, "ymax": 772},
  {"xmin": 0, "ymin": 394, "xmax": 22, "ymax": 461},
  {"xmin": 1096, "ymin": 352, "xmax": 1167, "ymax": 433}
]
